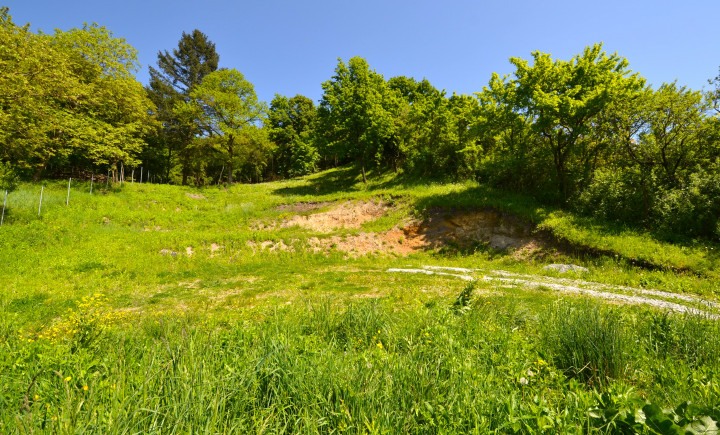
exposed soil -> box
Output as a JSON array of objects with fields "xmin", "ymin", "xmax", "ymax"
[
  {"xmin": 280, "ymin": 200, "xmax": 389, "ymax": 233},
  {"xmin": 274, "ymin": 201, "xmax": 334, "ymax": 213},
  {"xmin": 306, "ymin": 208, "xmax": 542, "ymax": 256},
  {"xmin": 210, "ymin": 243, "xmax": 223, "ymax": 257},
  {"xmin": 250, "ymin": 201, "xmax": 546, "ymax": 257},
  {"xmin": 247, "ymin": 240, "xmax": 293, "ymax": 253}
]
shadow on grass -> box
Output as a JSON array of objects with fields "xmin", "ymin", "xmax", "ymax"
[
  {"xmin": 412, "ymin": 183, "xmax": 553, "ymax": 223},
  {"xmin": 271, "ymin": 166, "xmax": 363, "ymax": 196},
  {"xmin": 271, "ymin": 165, "xmax": 441, "ymax": 197}
]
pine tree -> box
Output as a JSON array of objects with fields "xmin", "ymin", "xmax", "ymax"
[{"xmin": 146, "ymin": 30, "xmax": 219, "ymax": 185}]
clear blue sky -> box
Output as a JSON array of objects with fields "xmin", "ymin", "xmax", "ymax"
[{"xmin": 4, "ymin": 0, "xmax": 720, "ymax": 104}]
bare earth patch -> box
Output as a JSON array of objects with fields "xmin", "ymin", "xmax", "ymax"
[
  {"xmin": 186, "ymin": 193, "xmax": 206, "ymax": 200},
  {"xmin": 210, "ymin": 243, "xmax": 223, "ymax": 257},
  {"xmin": 280, "ymin": 200, "xmax": 389, "ymax": 232},
  {"xmin": 274, "ymin": 201, "xmax": 334, "ymax": 213},
  {"xmin": 247, "ymin": 240, "xmax": 293, "ymax": 253},
  {"xmin": 249, "ymin": 204, "xmax": 545, "ymax": 257},
  {"xmin": 306, "ymin": 209, "xmax": 540, "ymax": 256}
]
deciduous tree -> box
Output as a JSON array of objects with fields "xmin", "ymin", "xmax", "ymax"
[
  {"xmin": 268, "ymin": 94, "xmax": 319, "ymax": 177},
  {"xmin": 187, "ymin": 69, "xmax": 266, "ymax": 184},
  {"xmin": 319, "ymin": 57, "xmax": 394, "ymax": 183},
  {"xmin": 509, "ymin": 43, "xmax": 645, "ymax": 202},
  {"xmin": 0, "ymin": 8, "xmax": 155, "ymax": 180}
]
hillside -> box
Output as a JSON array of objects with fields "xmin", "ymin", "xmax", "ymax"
[{"xmin": 2, "ymin": 169, "xmax": 720, "ymax": 433}]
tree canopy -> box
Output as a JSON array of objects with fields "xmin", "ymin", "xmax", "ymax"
[
  {"xmin": 319, "ymin": 57, "xmax": 395, "ymax": 183},
  {"xmin": 0, "ymin": 8, "xmax": 156, "ymax": 180},
  {"xmin": 187, "ymin": 69, "xmax": 267, "ymax": 184},
  {"xmin": 146, "ymin": 29, "xmax": 219, "ymax": 184}
]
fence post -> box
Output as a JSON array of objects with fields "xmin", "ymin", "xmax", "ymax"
[
  {"xmin": 90, "ymin": 174, "xmax": 94, "ymax": 195},
  {"xmin": 38, "ymin": 186, "xmax": 44, "ymax": 216},
  {"xmin": 1, "ymin": 190, "xmax": 7, "ymax": 226},
  {"xmin": 140, "ymin": 167, "xmax": 143, "ymax": 183},
  {"xmin": 66, "ymin": 178, "xmax": 71, "ymax": 205}
]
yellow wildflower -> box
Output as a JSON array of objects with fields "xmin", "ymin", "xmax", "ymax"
[
  {"xmin": 64, "ymin": 376, "xmax": 72, "ymax": 382},
  {"xmin": 82, "ymin": 385, "xmax": 88, "ymax": 391}
]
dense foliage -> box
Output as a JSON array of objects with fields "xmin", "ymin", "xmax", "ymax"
[
  {"xmin": 0, "ymin": 8, "xmax": 156, "ymax": 182},
  {"xmin": 2, "ymin": 7, "xmax": 719, "ymax": 240}
]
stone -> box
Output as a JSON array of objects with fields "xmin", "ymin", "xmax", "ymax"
[{"xmin": 542, "ymin": 264, "xmax": 588, "ymax": 273}]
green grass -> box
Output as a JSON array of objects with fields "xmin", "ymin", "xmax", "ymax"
[{"xmin": 2, "ymin": 167, "xmax": 720, "ymax": 432}]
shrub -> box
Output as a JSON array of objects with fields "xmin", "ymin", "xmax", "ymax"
[
  {"xmin": 652, "ymin": 164, "xmax": 720, "ymax": 240},
  {"xmin": 0, "ymin": 161, "xmax": 19, "ymax": 193},
  {"xmin": 575, "ymin": 167, "xmax": 650, "ymax": 224}
]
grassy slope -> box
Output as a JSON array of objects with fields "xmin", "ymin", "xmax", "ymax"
[{"xmin": 1, "ymin": 168, "xmax": 720, "ymax": 432}]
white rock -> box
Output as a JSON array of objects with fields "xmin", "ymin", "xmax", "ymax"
[{"xmin": 543, "ymin": 264, "xmax": 588, "ymax": 273}]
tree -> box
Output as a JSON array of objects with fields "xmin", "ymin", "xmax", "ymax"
[
  {"xmin": 0, "ymin": 8, "xmax": 155, "ymax": 180},
  {"xmin": 473, "ymin": 72, "xmax": 537, "ymax": 191},
  {"xmin": 319, "ymin": 57, "xmax": 394, "ymax": 184},
  {"xmin": 636, "ymin": 82, "xmax": 713, "ymax": 186},
  {"xmin": 509, "ymin": 43, "xmax": 645, "ymax": 202},
  {"xmin": 147, "ymin": 30, "xmax": 219, "ymax": 184},
  {"xmin": 268, "ymin": 94, "xmax": 319, "ymax": 177},
  {"xmin": 52, "ymin": 24, "xmax": 157, "ymax": 175},
  {"xmin": 0, "ymin": 8, "xmax": 74, "ymax": 179},
  {"xmin": 187, "ymin": 69, "xmax": 266, "ymax": 184},
  {"xmin": 711, "ymin": 66, "xmax": 720, "ymax": 114}
]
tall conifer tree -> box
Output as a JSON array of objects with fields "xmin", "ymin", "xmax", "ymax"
[{"xmin": 147, "ymin": 30, "xmax": 219, "ymax": 185}]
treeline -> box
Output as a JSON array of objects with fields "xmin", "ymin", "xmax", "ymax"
[
  {"xmin": 0, "ymin": 8, "xmax": 156, "ymax": 187},
  {"xmin": 2, "ymin": 8, "xmax": 720, "ymax": 239}
]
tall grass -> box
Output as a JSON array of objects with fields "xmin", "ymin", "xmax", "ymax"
[
  {"xmin": 540, "ymin": 300, "xmax": 629, "ymax": 385},
  {"xmin": 3, "ymin": 174, "xmax": 720, "ymax": 431}
]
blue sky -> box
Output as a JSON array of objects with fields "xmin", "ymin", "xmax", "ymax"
[{"xmin": 5, "ymin": 0, "xmax": 720, "ymax": 104}]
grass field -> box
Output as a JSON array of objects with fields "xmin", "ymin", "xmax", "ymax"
[{"xmin": 2, "ymin": 167, "xmax": 720, "ymax": 433}]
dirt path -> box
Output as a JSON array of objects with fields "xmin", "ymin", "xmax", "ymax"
[{"xmin": 387, "ymin": 266, "xmax": 719, "ymax": 318}]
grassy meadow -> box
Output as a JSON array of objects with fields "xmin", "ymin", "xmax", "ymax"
[{"xmin": 2, "ymin": 167, "xmax": 720, "ymax": 433}]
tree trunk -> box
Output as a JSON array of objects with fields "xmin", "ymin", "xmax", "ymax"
[
  {"xmin": 227, "ymin": 136, "xmax": 234, "ymax": 184},
  {"xmin": 32, "ymin": 157, "xmax": 50, "ymax": 181},
  {"xmin": 361, "ymin": 162, "xmax": 367, "ymax": 185},
  {"xmin": 552, "ymin": 142, "xmax": 568, "ymax": 204},
  {"xmin": 182, "ymin": 163, "xmax": 189, "ymax": 186},
  {"xmin": 642, "ymin": 175, "xmax": 649, "ymax": 223},
  {"xmin": 32, "ymin": 165, "xmax": 45, "ymax": 182}
]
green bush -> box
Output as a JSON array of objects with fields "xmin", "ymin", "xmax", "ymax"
[
  {"xmin": 575, "ymin": 167, "xmax": 650, "ymax": 224},
  {"xmin": 652, "ymin": 164, "xmax": 720, "ymax": 240},
  {"xmin": 0, "ymin": 161, "xmax": 19, "ymax": 193}
]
